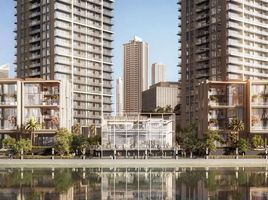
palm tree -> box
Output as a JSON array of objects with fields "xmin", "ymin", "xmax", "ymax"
[
  {"xmin": 89, "ymin": 125, "xmax": 96, "ymax": 137},
  {"xmin": 72, "ymin": 123, "xmax": 81, "ymax": 135},
  {"xmin": 227, "ymin": 118, "xmax": 244, "ymax": 146},
  {"xmin": 25, "ymin": 117, "xmax": 41, "ymax": 146}
]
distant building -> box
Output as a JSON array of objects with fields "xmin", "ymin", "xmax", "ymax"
[
  {"xmin": 116, "ymin": 77, "xmax": 123, "ymax": 115},
  {"xmin": 0, "ymin": 64, "xmax": 9, "ymax": 78},
  {"xmin": 0, "ymin": 78, "xmax": 71, "ymax": 146},
  {"xmin": 142, "ymin": 82, "xmax": 179, "ymax": 112},
  {"xmin": 102, "ymin": 113, "xmax": 175, "ymax": 151},
  {"xmin": 123, "ymin": 36, "xmax": 148, "ymax": 113},
  {"xmin": 152, "ymin": 63, "xmax": 165, "ymax": 85}
]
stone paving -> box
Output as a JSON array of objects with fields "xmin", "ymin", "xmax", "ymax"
[{"xmin": 0, "ymin": 158, "xmax": 268, "ymax": 168}]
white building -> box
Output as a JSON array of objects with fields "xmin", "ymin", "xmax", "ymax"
[
  {"xmin": 152, "ymin": 63, "xmax": 165, "ymax": 85},
  {"xmin": 116, "ymin": 77, "xmax": 123, "ymax": 116},
  {"xmin": 0, "ymin": 64, "xmax": 9, "ymax": 78},
  {"xmin": 102, "ymin": 113, "xmax": 175, "ymax": 151}
]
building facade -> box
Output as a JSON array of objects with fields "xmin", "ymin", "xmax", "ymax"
[
  {"xmin": 102, "ymin": 113, "xmax": 175, "ymax": 151},
  {"xmin": 123, "ymin": 36, "xmax": 148, "ymax": 113},
  {"xmin": 179, "ymin": 0, "xmax": 268, "ymax": 127},
  {"xmin": 152, "ymin": 63, "xmax": 165, "ymax": 85},
  {"xmin": 198, "ymin": 80, "xmax": 268, "ymax": 139},
  {"xmin": 0, "ymin": 64, "xmax": 9, "ymax": 78},
  {"xmin": 15, "ymin": 0, "xmax": 113, "ymax": 130},
  {"xmin": 142, "ymin": 82, "xmax": 179, "ymax": 112},
  {"xmin": 0, "ymin": 78, "xmax": 71, "ymax": 146},
  {"xmin": 116, "ymin": 77, "xmax": 123, "ymax": 116}
]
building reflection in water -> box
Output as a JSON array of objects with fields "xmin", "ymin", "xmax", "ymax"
[{"xmin": 0, "ymin": 167, "xmax": 268, "ymax": 199}]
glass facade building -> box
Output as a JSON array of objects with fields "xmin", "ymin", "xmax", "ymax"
[{"xmin": 102, "ymin": 114, "xmax": 175, "ymax": 151}]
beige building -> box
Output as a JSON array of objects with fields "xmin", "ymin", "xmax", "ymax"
[
  {"xmin": 152, "ymin": 63, "xmax": 165, "ymax": 85},
  {"xmin": 123, "ymin": 36, "xmax": 148, "ymax": 113},
  {"xmin": 15, "ymin": 0, "xmax": 114, "ymax": 130},
  {"xmin": 0, "ymin": 64, "xmax": 9, "ymax": 78},
  {"xmin": 0, "ymin": 78, "xmax": 71, "ymax": 146},
  {"xmin": 198, "ymin": 80, "xmax": 268, "ymax": 139},
  {"xmin": 142, "ymin": 82, "xmax": 179, "ymax": 112},
  {"xmin": 179, "ymin": 0, "xmax": 268, "ymax": 128}
]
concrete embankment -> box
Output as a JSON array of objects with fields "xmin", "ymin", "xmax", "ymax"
[{"xmin": 0, "ymin": 159, "xmax": 268, "ymax": 168}]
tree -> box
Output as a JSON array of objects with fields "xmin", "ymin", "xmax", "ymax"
[
  {"xmin": 25, "ymin": 117, "xmax": 41, "ymax": 145},
  {"xmin": 88, "ymin": 135, "xmax": 101, "ymax": 146},
  {"xmin": 164, "ymin": 105, "xmax": 173, "ymax": 113},
  {"xmin": 236, "ymin": 138, "xmax": 248, "ymax": 154},
  {"xmin": 203, "ymin": 130, "xmax": 223, "ymax": 153},
  {"xmin": 2, "ymin": 136, "xmax": 16, "ymax": 149},
  {"xmin": 54, "ymin": 128, "xmax": 73, "ymax": 156},
  {"xmin": 14, "ymin": 139, "xmax": 32, "ymax": 154},
  {"xmin": 2, "ymin": 137, "xmax": 32, "ymax": 154},
  {"xmin": 227, "ymin": 118, "xmax": 245, "ymax": 146},
  {"xmin": 71, "ymin": 135, "xmax": 88, "ymax": 151},
  {"xmin": 72, "ymin": 123, "xmax": 81, "ymax": 135},
  {"xmin": 180, "ymin": 123, "xmax": 201, "ymax": 158},
  {"xmin": 252, "ymin": 135, "xmax": 264, "ymax": 149},
  {"xmin": 89, "ymin": 125, "xmax": 96, "ymax": 137},
  {"xmin": 228, "ymin": 118, "xmax": 245, "ymax": 132}
]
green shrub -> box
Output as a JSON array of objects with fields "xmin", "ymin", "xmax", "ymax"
[{"xmin": 252, "ymin": 135, "xmax": 264, "ymax": 149}]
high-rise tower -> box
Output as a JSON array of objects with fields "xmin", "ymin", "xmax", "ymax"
[
  {"xmin": 16, "ymin": 0, "xmax": 113, "ymax": 129},
  {"xmin": 152, "ymin": 63, "xmax": 165, "ymax": 85},
  {"xmin": 116, "ymin": 77, "xmax": 123, "ymax": 115},
  {"xmin": 179, "ymin": 0, "xmax": 268, "ymax": 127},
  {"xmin": 123, "ymin": 36, "xmax": 148, "ymax": 113}
]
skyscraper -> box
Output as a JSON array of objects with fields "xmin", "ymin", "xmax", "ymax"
[
  {"xmin": 15, "ymin": 0, "xmax": 113, "ymax": 129},
  {"xmin": 0, "ymin": 64, "xmax": 9, "ymax": 78},
  {"xmin": 116, "ymin": 77, "xmax": 123, "ymax": 115},
  {"xmin": 179, "ymin": 0, "xmax": 268, "ymax": 127},
  {"xmin": 123, "ymin": 36, "xmax": 148, "ymax": 113},
  {"xmin": 152, "ymin": 63, "xmax": 165, "ymax": 85}
]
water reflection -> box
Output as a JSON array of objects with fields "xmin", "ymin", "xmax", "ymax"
[{"xmin": 1, "ymin": 167, "xmax": 268, "ymax": 199}]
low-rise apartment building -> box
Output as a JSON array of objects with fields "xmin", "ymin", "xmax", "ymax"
[
  {"xmin": 198, "ymin": 80, "xmax": 268, "ymax": 140},
  {"xmin": 0, "ymin": 78, "xmax": 71, "ymax": 146}
]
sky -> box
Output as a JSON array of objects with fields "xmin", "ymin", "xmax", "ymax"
[
  {"xmin": 0, "ymin": 0, "xmax": 179, "ymax": 102},
  {"xmin": 0, "ymin": 1, "xmax": 16, "ymax": 77}
]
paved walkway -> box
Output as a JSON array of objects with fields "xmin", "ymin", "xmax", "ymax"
[{"xmin": 1, "ymin": 158, "xmax": 268, "ymax": 168}]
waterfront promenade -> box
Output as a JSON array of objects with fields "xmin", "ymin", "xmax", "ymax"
[{"xmin": 1, "ymin": 159, "xmax": 268, "ymax": 168}]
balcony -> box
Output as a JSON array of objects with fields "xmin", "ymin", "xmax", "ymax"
[
  {"xmin": 103, "ymin": 1, "xmax": 112, "ymax": 9},
  {"xmin": 30, "ymin": 3, "xmax": 40, "ymax": 10},
  {"xmin": 30, "ymin": 37, "xmax": 40, "ymax": 43},
  {"xmin": 251, "ymin": 94, "xmax": 268, "ymax": 107},
  {"xmin": 0, "ymin": 124, "xmax": 17, "ymax": 131}
]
